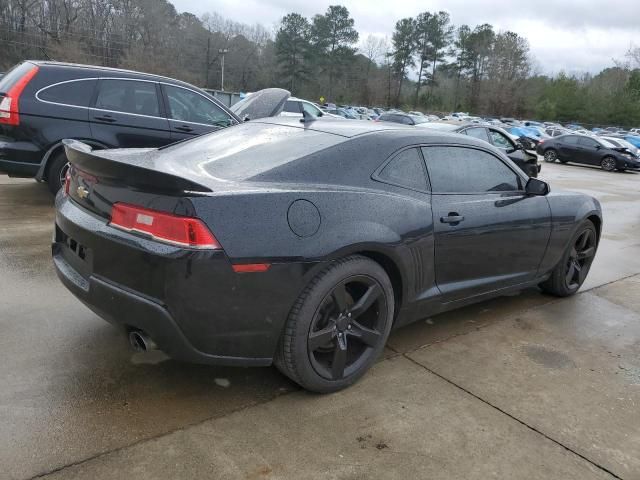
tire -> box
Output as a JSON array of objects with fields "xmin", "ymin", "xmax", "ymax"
[
  {"xmin": 46, "ymin": 151, "xmax": 70, "ymax": 194},
  {"xmin": 543, "ymin": 149, "xmax": 557, "ymax": 163},
  {"xmin": 539, "ymin": 221, "xmax": 597, "ymax": 297},
  {"xmin": 275, "ymin": 255, "xmax": 394, "ymax": 393},
  {"xmin": 600, "ymin": 156, "xmax": 616, "ymax": 172}
]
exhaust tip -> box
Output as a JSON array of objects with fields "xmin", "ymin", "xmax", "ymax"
[{"xmin": 128, "ymin": 330, "xmax": 157, "ymax": 352}]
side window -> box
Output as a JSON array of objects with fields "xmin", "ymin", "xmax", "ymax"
[
  {"xmin": 38, "ymin": 79, "xmax": 96, "ymax": 107},
  {"xmin": 283, "ymin": 100, "xmax": 302, "ymax": 113},
  {"xmin": 578, "ymin": 137, "xmax": 598, "ymax": 148},
  {"xmin": 401, "ymin": 116, "xmax": 414, "ymax": 125},
  {"xmin": 423, "ymin": 146, "xmax": 522, "ymax": 193},
  {"xmin": 95, "ymin": 79, "xmax": 159, "ymax": 116},
  {"xmin": 376, "ymin": 148, "xmax": 428, "ymax": 191},
  {"xmin": 164, "ymin": 85, "xmax": 233, "ymax": 127},
  {"xmin": 301, "ymin": 102, "xmax": 321, "ymax": 117},
  {"xmin": 465, "ymin": 127, "xmax": 490, "ymax": 143},
  {"xmin": 489, "ymin": 130, "xmax": 514, "ymax": 150},
  {"xmin": 563, "ymin": 136, "xmax": 579, "ymax": 145}
]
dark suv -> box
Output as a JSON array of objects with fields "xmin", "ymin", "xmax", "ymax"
[{"xmin": 0, "ymin": 61, "xmax": 240, "ymax": 192}]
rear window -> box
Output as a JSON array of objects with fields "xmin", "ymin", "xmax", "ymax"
[
  {"xmin": 0, "ymin": 62, "xmax": 37, "ymax": 92},
  {"xmin": 38, "ymin": 79, "xmax": 96, "ymax": 107}
]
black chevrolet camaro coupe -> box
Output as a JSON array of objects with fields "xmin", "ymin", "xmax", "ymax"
[{"xmin": 53, "ymin": 115, "xmax": 602, "ymax": 392}]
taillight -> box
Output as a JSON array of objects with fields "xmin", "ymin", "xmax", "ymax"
[
  {"xmin": 0, "ymin": 65, "xmax": 39, "ymax": 126},
  {"xmin": 109, "ymin": 203, "xmax": 220, "ymax": 249}
]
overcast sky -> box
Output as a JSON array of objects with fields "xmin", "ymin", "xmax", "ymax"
[{"xmin": 171, "ymin": 0, "xmax": 637, "ymax": 75}]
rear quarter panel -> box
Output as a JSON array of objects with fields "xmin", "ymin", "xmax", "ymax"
[{"xmin": 190, "ymin": 184, "xmax": 433, "ymax": 308}]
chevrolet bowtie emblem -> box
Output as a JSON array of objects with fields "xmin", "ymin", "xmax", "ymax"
[{"xmin": 77, "ymin": 186, "xmax": 89, "ymax": 199}]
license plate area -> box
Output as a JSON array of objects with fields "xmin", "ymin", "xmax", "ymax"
[{"xmin": 56, "ymin": 225, "xmax": 93, "ymax": 279}]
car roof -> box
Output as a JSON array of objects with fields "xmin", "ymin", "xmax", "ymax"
[{"xmin": 26, "ymin": 60, "xmax": 201, "ymax": 89}]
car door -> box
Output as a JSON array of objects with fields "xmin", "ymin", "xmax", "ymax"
[
  {"xmin": 423, "ymin": 145, "xmax": 551, "ymax": 302},
  {"xmin": 162, "ymin": 84, "xmax": 236, "ymax": 141},
  {"xmin": 556, "ymin": 135, "xmax": 580, "ymax": 162},
  {"xmin": 576, "ymin": 136, "xmax": 602, "ymax": 165},
  {"xmin": 89, "ymin": 78, "xmax": 171, "ymax": 148}
]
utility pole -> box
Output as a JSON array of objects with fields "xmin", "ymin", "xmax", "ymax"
[{"xmin": 218, "ymin": 48, "xmax": 229, "ymax": 91}]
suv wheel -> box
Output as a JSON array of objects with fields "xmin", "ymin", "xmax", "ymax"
[{"xmin": 47, "ymin": 151, "xmax": 70, "ymax": 194}]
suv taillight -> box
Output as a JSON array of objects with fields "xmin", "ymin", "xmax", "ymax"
[
  {"xmin": 109, "ymin": 203, "xmax": 221, "ymax": 250},
  {"xmin": 0, "ymin": 65, "xmax": 39, "ymax": 126}
]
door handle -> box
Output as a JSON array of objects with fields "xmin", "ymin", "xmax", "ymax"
[
  {"xmin": 175, "ymin": 125, "xmax": 193, "ymax": 133},
  {"xmin": 93, "ymin": 115, "xmax": 116, "ymax": 123},
  {"xmin": 440, "ymin": 213, "xmax": 465, "ymax": 224}
]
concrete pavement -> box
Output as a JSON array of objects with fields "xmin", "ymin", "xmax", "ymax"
[{"xmin": 1, "ymin": 161, "xmax": 639, "ymax": 479}]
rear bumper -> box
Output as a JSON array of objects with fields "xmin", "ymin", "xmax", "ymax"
[
  {"xmin": 0, "ymin": 135, "xmax": 43, "ymax": 177},
  {"xmin": 53, "ymin": 196, "xmax": 312, "ymax": 366},
  {"xmin": 0, "ymin": 159, "xmax": 40, "ymax": 177}
]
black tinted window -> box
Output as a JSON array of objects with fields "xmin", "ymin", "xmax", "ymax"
[
  {"xmin": 423, "ymin": 146, "xmax": 521, "ymax": 193},
  {"xmin": 95, "ymin": 79, "xmax": 159, "ymax": 116},
  {"xmin": 578, "ymin": 137, "xmax": 598, "ymax": 148},
  {"xmin": 377, "ymin": 148, "xmax": 428, "ymax": 191},
  {"xmin": 465, "ymin": 127, "xmax": 490, "ymax": 143},
  {"xmin": 39, "ymin": 79, "xmax": 96, "ymax": 107},
  {"xmin": 165, "ymin": 85, "xmax": 232, "ymax": 127}
]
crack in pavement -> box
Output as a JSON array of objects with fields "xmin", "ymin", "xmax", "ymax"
[
  {"xmin": 26, "ymin": 276, "xmax": 640, "ymax": 480},
  {"xmin": 402, "ymin": 354, "xmax": 622, "ymax": 480}
]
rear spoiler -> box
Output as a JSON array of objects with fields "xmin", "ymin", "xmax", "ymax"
[{"xmin": 63, "ymin": 140, "xmax": 212, "ymax": 193}]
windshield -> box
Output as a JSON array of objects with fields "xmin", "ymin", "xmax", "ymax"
[{"xmin": 599, "ymin": 138, "xmax": 616, "ymax": 148}]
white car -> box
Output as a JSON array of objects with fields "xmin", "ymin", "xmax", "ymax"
[{"xmin": 281, "ymin": 97, "xmax": 342, "ymax": 119}]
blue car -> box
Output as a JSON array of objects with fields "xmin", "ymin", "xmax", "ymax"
[{"xmin": 624, "ymin": 135, "xmax": 640, "ymax": 148}]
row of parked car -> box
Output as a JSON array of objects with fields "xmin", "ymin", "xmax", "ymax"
[
  {"xmin": 1, "ymin": 59, "xmax": 637, "ymax": 196},
  {"xmin": 367, "ymin": 111, "xmax": 640, "ymax": 173}
]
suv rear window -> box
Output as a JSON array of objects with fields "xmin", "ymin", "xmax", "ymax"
[
  {"xmin": 38, "ymin": 79, "xmax": 96, "ymax": 107},
  {"xmin": 94, "ymin": 79, "xmax": 160, "ymax": 117}
]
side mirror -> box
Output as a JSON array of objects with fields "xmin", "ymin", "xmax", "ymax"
[
  {"xmin": 243, "ymin": 115, "xmax": 251, "ymax": 122},
  {"xmin": 525, "ymin": 177, "xmax": 550, "ymax": 196},
  {"xmin": 317, "ymin": 111, "xmax": 324, "ymax": 117},
  {"xmin": 595, "ymin": 144, "xmax": 601, "ymax": 150}
]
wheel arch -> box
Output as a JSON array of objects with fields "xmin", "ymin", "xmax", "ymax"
[{"xmin": 36, "ymin": 139, "xmax": 109, "ymax": 181}]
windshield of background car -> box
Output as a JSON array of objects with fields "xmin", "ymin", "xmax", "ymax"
[
  {"xmin": 598, "ymin": 138, "xmax": 616, "ymax": 148},
  {"xmin": 489, "ymin": 130, "xmax": 513, "ymax": 149}
]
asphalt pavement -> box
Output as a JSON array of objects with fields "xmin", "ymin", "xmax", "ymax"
[{"xmin": 1, "ymin": 160, "xmax": 639, "ymax": 480}]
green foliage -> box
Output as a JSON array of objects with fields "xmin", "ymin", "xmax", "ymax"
[
  {"xmin": 275, "ymin": 13, "xmax": 311, "ymax": 91},
  {"xmin": 1, "ymin": 1, "xmax": 639, "ymax": 125}
]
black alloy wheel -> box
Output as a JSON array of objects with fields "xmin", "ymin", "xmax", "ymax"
[
  {"xmin": 540, "ymin": 221, "xmax": 597, "ymax": 297},
  {"xmin": 564, "ymin": 228, "xmax": 597, "ymax": 290},
  {"xmin": 275, "ymin": 255, "xmax": 394, "ymax": 393},
  {"xmin": 544, "ymin": 150, "xmax": 557, "ymax": 163},
  {"xmin": 600, "ymin": 156, "xmax": 616, "ymax": 172},
  {"xmin": 307, "ymin": 275, "xmax": 386, "ymax": 381}
]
